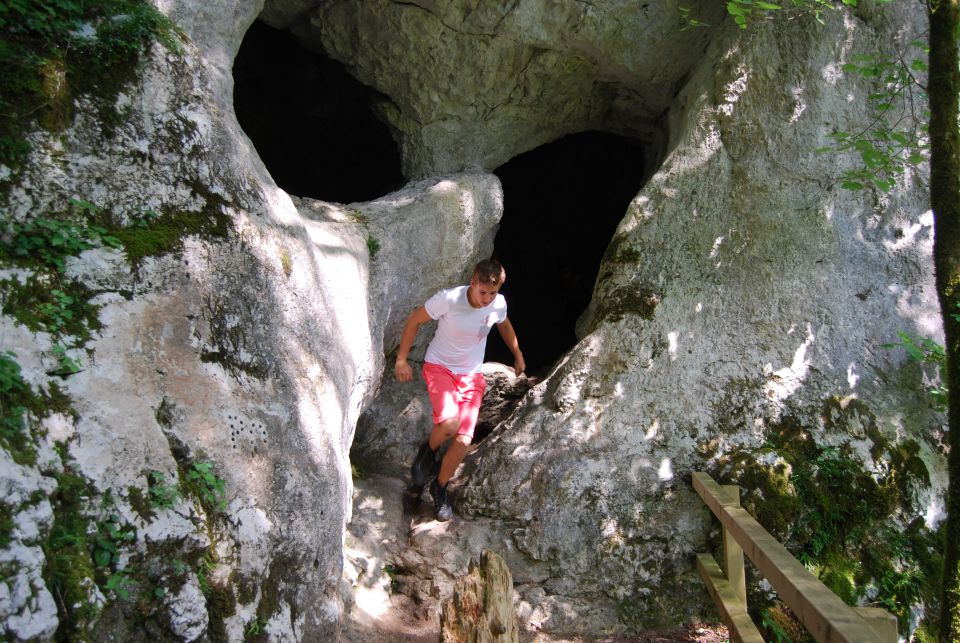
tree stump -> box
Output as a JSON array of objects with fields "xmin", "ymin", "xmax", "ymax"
[{"xmin": 439, "ymin": 549, "xmax": 519, "ymax": 643}]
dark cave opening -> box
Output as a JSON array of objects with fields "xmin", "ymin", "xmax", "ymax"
[
  {"xmin": 485, "ymin": 131, "xmax": 647, "ymax": 377},
  {"xmin": 233, "ymin": 21, "xmax": 648, "ymax": 377},
  {"xmin": 232, "ymin": 21, "xmax": 405, "ymax": 203}
]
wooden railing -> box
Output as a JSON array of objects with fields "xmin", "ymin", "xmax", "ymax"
[{"xmin": 692, "ymin": 472, "xmax": 898, "ymax": 643}]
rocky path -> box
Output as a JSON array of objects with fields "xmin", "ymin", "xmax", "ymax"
[{"xmin": 340, "ymin": 473, "xmax": 729, "ymax": 642}]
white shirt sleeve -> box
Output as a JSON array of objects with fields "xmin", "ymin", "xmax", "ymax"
[{"xmin": 424, "ymin": 289, "xmax": 449, "ymax": 320}]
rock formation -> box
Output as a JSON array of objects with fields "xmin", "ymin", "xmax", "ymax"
[{"xmin": 0, "ymin": 0, "xmax": 944, "ymax": 641}]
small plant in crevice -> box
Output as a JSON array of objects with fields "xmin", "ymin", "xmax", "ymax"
[
  {"xmin": 185, "ymin": 460, "xmax": 227, "ymax": 512},
  {"xmin": 196, "ymin": 553, "xmax": 216, "ymax": 596},
  {"xmin": 147, "ymin": 470, "xmax": 181, "ymax": 509},
  {"xmin": 245, "ymin": 616, "xmax": 268, "ymax": 639},
  {"xmin": 366, "ymin": 234, "xmax": 380, "ymax": 261}
]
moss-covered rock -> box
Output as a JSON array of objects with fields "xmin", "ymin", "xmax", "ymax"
[{"xmin": 710, "ymin": 402, "xmax": 939, "ymax": 636}]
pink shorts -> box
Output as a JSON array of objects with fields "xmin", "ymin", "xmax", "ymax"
[{"xmin": 422, "ymin": 362, "xmax": 487, "ymax": 440}]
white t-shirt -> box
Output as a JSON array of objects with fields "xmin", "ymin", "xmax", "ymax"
[{"xmin": 424, "ymin": 286, "xmax": 507, "ymax": 374}]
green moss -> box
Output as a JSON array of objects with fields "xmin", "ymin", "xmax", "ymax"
[
  {"xmin": 235, "ymin": 572, "xmax": 258, "ymax": 605},
  {"xmin": 0, "ymin": 351, "xmax": 39, "ymax": 465},
  {"xmin": 708, "ymin": 403, "xmax": 939, "ymax": 633},
  {"xmin": 255, "ymin": 555, "xmax": 293, "ymax": 629},
  {"xmin": 198, "ymin": 294, "xmax": 269, "ymax": 381},
  {"xmin": 106, "ymin": 205, "xmax": 231, "ymax": 269},
  {"xmin": 604, "ymin": 236, "xmax": 642, "ymax": 267},
  {"xmin": 206, "ymin": 581, "xmax": 237, "ymax": 643},
  {"xmin": 127, "ymin": 485, "xmax": 156, "ymax": 522},
  {"xmin": 43, "ymin": 464, "xmax": 103, "ymax": 640},
  {"xmin": 595, "ymin": 285, "xmax": 660, "ymax": 325},
  {"xmin": 0, "ymin": 500, "xmax": 15, "ymax": 548},
  {"xmin": 154, "ymin": 397, "xmax": 177, "ymax": 430}
]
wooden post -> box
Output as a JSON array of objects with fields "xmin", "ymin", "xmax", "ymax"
[{"xmin": 721, "ymin": 484, "xmax": 747, "ymax": 608}]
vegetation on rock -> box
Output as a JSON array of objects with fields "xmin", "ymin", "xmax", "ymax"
[
  {"xmin": 710, "ymin": 399, "xmax": 941, "ymax": 639},
  {"xmin": 0, "ymin": 0, "xmax": 180, "ymax": 172}
]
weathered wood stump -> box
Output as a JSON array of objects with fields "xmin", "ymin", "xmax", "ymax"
[{"xmin": 439, "ymin": 549, "xmax": 519, "ymax": 643}]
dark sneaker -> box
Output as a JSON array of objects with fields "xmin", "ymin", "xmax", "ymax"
[
  {"xmin": 430, "ymin": 479, "xmax": 453, "ymax": 521},
  {"xmin": 410, "ymin": 440, "xmax": 439, "ymax": 487}
]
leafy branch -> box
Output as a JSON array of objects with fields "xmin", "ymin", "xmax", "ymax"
[{"xmin": 820, "ymin": 40, "xmax": 930, "ymax": 192}]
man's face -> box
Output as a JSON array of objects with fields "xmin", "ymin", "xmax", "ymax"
[{"xmin": 468, "ymin": 277, "xmax": 501, "ymax": 308}]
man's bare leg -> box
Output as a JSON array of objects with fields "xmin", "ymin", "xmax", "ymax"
[
  {"xmin": 437, "ymin": 435, "xmax": 471, "ymax": 486},
  {"xmin": 427, "ymin": 428, "xmax": 470, "ymax": 521},
  {"xmin": 429, "ymin": 418, "xmax": 458, "ymax": 450}
]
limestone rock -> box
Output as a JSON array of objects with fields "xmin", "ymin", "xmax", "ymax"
[
  {"xmin": 164, "ymin": 579, "xmax": 209, "ymax": 642},
  {"xmin": 440, "ymin": 549, "xmax": 519, "ymax": 643},
  {"xmin": 285, "ymin": 0, "xmax": 726, "ymax": 177}
]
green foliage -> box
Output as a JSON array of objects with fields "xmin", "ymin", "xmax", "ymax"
[
  {"xmin": 0, "ymin": 350, "xmax": 75, "ymax": 463},
  {"xmin": 0, "ymin": 205, "xmax": 119, "ymax": 377},
  {"xmin": 760, "ymin": 606, "xmax": 797, "ymax": 643},
  {"xmin": 245, "ymin": 616, "xmax": 268, "ymax": 639},
  {"xmin": 883, "ymin": 330, "xmax": 948, "ymax": 410},
  {"xmin": 0, "ymin": 0, "xmax": 181, "ymax": 169},
  {"xmin": 717, "ymin": 410, "xmax": 938, "ymax": 633},
  {"xmin": 147, "ymin": 470, "xmax": 181, "ymax": 509},
  {"xmin": 93, "ymin": 513, "xmax": 135, "ymax": 569},
  {"xmin": 821, "ymin": 43, "xmax": 930, "ymax": 193},
  {"xmin": 0, "ymin": 350, "xmax": 34, "ymax": 464},
  {"xmin": 679, "ymin": 1, "xmax": 920, "ymax": 194},
  {"xmin": 0, "ymin": 208, "xmax": 121, "ymax": 272},
  {"xmin": 103, "ymin": 569, "xmax": 135, "ymax": 599},
  {"xmin": 186, "ymin": 460, "xmax": 227, "ymax": 512},
  {"xmin": 680, "ymin": 0, "xmax": 869, "ymax": 30},
  {"xmin": 48, "ymin": 342, "xmax": 81, "ymax": 375}
]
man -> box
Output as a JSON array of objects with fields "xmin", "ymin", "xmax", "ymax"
[{"xmin": 394, "ymin": 259, "xmax": 525, "ymax": 521}]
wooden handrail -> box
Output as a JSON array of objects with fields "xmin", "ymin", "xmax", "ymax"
[{"xmin": 693, "ymin": 472, "xmax": 897, "ymax": 643}]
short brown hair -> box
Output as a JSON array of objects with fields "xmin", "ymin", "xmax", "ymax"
[{"xmin": 473, "ymin": 259, "xmax": 506, "ymax": 286}]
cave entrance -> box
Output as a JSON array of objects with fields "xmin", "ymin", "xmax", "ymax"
[
  {"xmin": 232, "ymin": 21, "xmax": 405, "ymax": 203},
  {"xmin": 485, "ymin": 131, "xmax": 647, "ymax": 376}
]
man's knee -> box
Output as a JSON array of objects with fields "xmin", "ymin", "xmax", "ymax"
[
  {"xmin": 437, "ymin": 417, "xmax": 460, "ymax": 438},
  {"xmin": 453, "ymin": 434, "xmax": 472, "ymax": 448}
]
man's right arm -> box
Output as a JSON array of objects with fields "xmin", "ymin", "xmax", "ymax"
[{"xmin": 395, "ymin": 306, "xmax": 433, "ymax": 382}]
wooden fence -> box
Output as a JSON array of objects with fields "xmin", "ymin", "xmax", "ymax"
[{"xmin": 692, "ymin": 472, "xmax": 898, "ymax": 643}]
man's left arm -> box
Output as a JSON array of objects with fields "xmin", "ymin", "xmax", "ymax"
[{"xmin": 496, "ymin": 318, "xmax": 525, "ymax": 376}]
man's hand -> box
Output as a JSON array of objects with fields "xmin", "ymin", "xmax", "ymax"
[
  {"xmin": 395, "ymin": 359, "xmax": 413, "ymax": 382},
  {"xmin": 395, "ymin": 307, "xmax": 432, "ymax": 383},
  {"xmin": 513, "ymin": 354, "xmax": 526, "ymax": 377}
]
